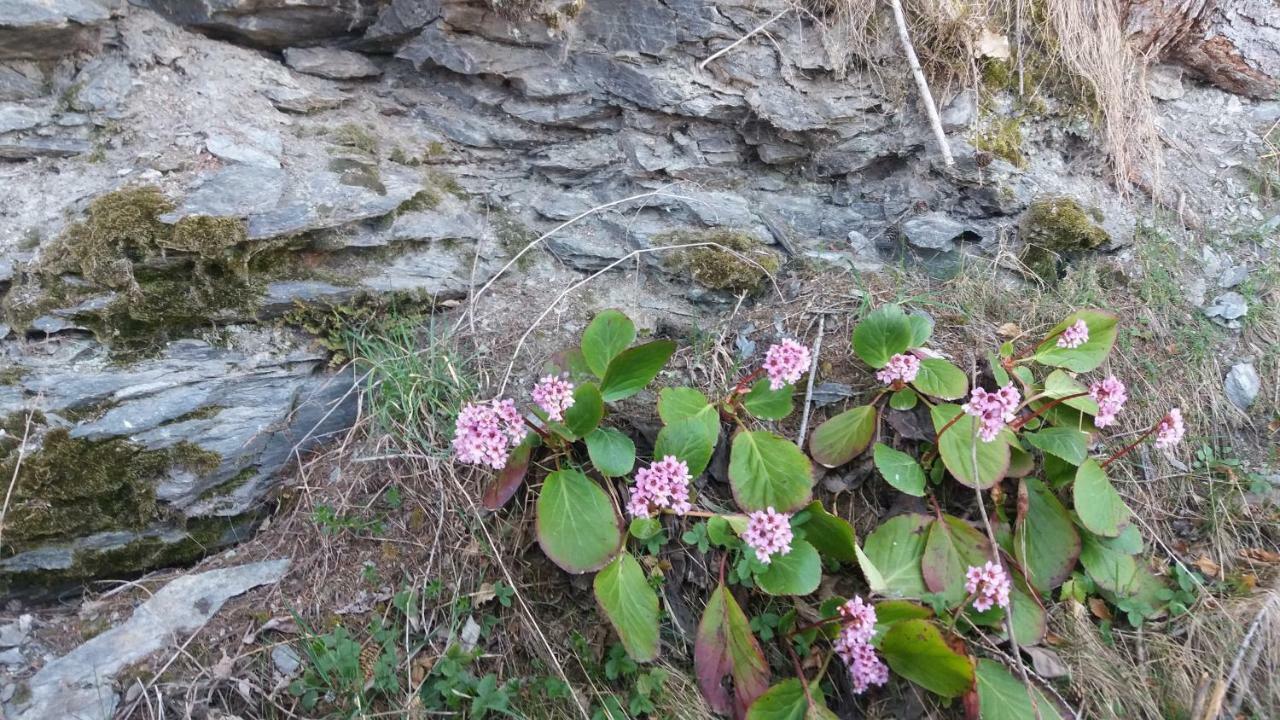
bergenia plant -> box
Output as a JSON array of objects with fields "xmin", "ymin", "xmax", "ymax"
[{"xmin": 450, "ymin": 305, "xmax": 1185, "ymax": 719}]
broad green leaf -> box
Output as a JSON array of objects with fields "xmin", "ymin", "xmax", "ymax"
[
  {"xmin": 913, "ymin": 358, "xmax": 968, "ymax": 400},
  {"xmin": 907, "ymin": 312, "xmax": 934, "ymax": 348},
  {"xmin": 729, "ymin": 431, "xmax": 813, "ymax": 512},
  {"xmin": 873, "ymin": 443, "xmax": 926, "ymax": 496},
  {"xmin": 655, "ymin": 414, "xmax": 718, "ymax": 476},
  {"xmin": 879, "ymin": 619, "xmax": 974, "ymax": 698},
  {"xmin": 658, "ymin": 387, "xmax": 713, "ymax": 426},
  {"xmin": 629, "ymin": 516, "xmax": 662, "ymax": 540},
  {"xmin": 536, "ymin": 469, "xmax": 621, "ymax": 573},
  {"xmin": 482, "ymin": 433, "xmax": 539, "ymax": 510},
  {"xmin": 756, "ymin": 540, "xmax": 821, "ymax": 596},
  {"xmin": 889, "ymin": 388, "xmax": 919, "ymax": 410},
  {"xmin": 976, "ymin": 659, "xmax": 1065, "ymax": 720},
  {"xmin": 562, "ymin": 382, "xmax": 604, "ymax": 438},
  {"xmin": 931, "ymin": 404, "xmax": 1011, "ymax": 489},
  {"xmin": 600, "ymin": 340, "xmax": 676, "ymax": 402},
  {"xmin": 1044, "ymin": 369, "xmax": 1099, "ymax": 415},
  {"xmin": 586, "ymin": 426, "xmax": 635, "ymax": 477},
  {"xmin": 707, "ymin": 514, "xmax": 746, "ymax": 546},
  {"xmin": 743, "ymin": 379, "xmax": 795, "ymax": 420},
  {"xmin": 1014, "ymin": 478, "xmax": 1080, "ymax": 593},
  {"xmin": 1043, "ymin": 453, "xmax": 1076, "ymax": 490},
  {"xmin": 855, "ymin": 542, "xmax": 888, "ymax": 594},
  {"xmin": 745, "ymin": 679, "xmax": 836, "ymax": 720},
  {"xmin": 1079, "ymin": 529, "xmax": 1162, "ymax": 600},
  {"xmin": 696, "ymin": 584, "xmax": 770, "ymax": 716},
  {"xmin": 921, "ymin": 515, "xmax": 991, "ymax": 605},
  {"xmin": 594, "ymin": 552, "xmax": 659, "ymax": 661},
  {"xmin": 1024, "ymin": 427, "xmax": 1089, "ymax": 466},
  {"xmin": 1032, "ymin": 310, "xmax": 1118, "ymax": 372},
  {"xmin": 808, "ymin": 405, "xmax": 876, "ymax": 468},
  {"xmin": 874, "ymin": 599, "xmax": 933, "ymax": 625},
  {"xmin": 582, "ymin": 309, "xmax": 636, "ymax": 378},
  {"xmin": 852, "ymin": 304, "xmax": 914, "ymax": 368},
  {"xmin": 862, "ymin": 513, "xmax": 929, "ymax": 597},
  {"xmin": 799, "ymin": 501, "xmax": 857, "ymax": 563},
  {"xmin": 1073, "ymin": 459, "xmax": 1130, "ymax": 537},
  {"xmin": 1007, "ymin": 444, "xmax": 1035, "ymax": 478}
]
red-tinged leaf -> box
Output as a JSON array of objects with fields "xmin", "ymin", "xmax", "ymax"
[
  {"xmin": 482, "ymin": 434, "xmax": 538, "ymax": 510},
  {"xmin": 696, "ymin": 584, "xmax": 770, "ymax": 717}
]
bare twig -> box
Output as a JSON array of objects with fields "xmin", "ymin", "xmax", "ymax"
[
  {"xmin": 887, "ymin": 0, "xmax": 954, "ymax": 166},
  {"xmin": 699, "ymin": 8, "xmax": 790, "ymax": 70},
  {"xmin": 967, "ymin": 358, "xmax": 1040, "ymax": 719},
  {"xmin": 460, "ymin": 187, "xmax": 686, "ymax": 332},
  {"xmin": 796, "ymin": 314, "xmax": 825, "ymax": 445},
  {"xmin": 498, "ymin": 241, "xmax": 783, "ymax": 393},
  {"xmin": 0, "ymin": 408, "xmax": 35, "ymax": 552}
]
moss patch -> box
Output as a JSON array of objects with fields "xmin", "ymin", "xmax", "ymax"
[
  {"xmin": 973, "ymin": 116, "xmax": 1025, "ymax": 167},
  {"xmin": 14, "ymin": 186, "xmax": 267, "ymax": 360},
  {"xmin": 0, "ymin": 425, "xmax": 221, "ymax": 554},
  {"xmin": 1018, "ymin": 197, "xmax": 1110, "ymax": 282},
  {"xmin": 657, "ymin": 229, "xmax": 781, "ymax": 293},
  {"xmin": 331, "ymin": 124, "xmax": 379, "ymax": 156}
]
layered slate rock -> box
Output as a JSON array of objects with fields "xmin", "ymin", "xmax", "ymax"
[
  {"xmin": 0, "ymin": 0, "xmax": 112, "ymax": 60},
  {"xmin": 143, "ymin": 0, "xmax": 381, "ymax": 48}
]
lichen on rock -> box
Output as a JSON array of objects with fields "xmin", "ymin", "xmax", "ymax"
[{"xmin": 1018, "ymin": 196, "xmax": 1110, "ymax": 282}]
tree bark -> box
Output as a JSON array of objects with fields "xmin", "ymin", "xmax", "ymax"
[{"xmin": 1123, "ymin": 0, "xmax": 1280, "ymax": 97}]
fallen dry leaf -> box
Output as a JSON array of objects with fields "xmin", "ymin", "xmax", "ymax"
[
  {"xmin": 1089, "ymin": 598, "xmax": 1112, "ymax": 620},
  {"xmin": 1241, "ymin": 548, "xmax": 1280, "ymax": 564},
  {"xmin": 1194, "ymin": 556, "xmax": 1221, "ymax": 578}
]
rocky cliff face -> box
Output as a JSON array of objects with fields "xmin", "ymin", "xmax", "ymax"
[{"xmin": 0, "ymin": 0, "xmax": 1276, "ymax": 598}]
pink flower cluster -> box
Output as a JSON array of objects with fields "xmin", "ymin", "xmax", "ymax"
[
  {"xmin": 834, "ymin": 622, "xmax": 889, "ymax": 695},
  {"xmin": 964, "ymin": 561, "xmax": 1012, "ymax": 612},
  {"xmin": 1155, "ymin": 408, "xmax": 1185, "ymax": 449},
  {"xmin": 531, "ymin": 374, "xmax": 575, "ymax": 422},
  {"xmin": 1089, "ymin": 376, "xmax": 1128, "ymax": 428},
  {"xmin": 742, "ymin": 507, "xmax": 793, "ymax": 564},
  {"xmin": 875, "ymin": 353, "xmax": 920, "ymax": 386},
  {"xmin": 960, "ymin": 383, "xmax": 1021, "ymax": 442},
  {"xmin": 837, "ymin": 596, "xmax": 877, "ymax": 644},
  {"xmin": 763, "ymin": 339, "xmax": 811, "ymax": 390},
  {"xmin": 452, "ymin": 399, "xmax": 527, "ymax": 469},
  {"xmin": 626, "ymin": 455, "xmax": 692, "ymax": 518},
  {"xmin": 1057, "ymin": 318, "xmax": 1090, "ymax": 349}
]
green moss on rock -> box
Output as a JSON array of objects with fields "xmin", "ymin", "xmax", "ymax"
[
  {"xmin": 165, "ymin": 215, "xmax": 248, "ymax": 258},
  {"xmin": 1018, "ymin": 197, "xmax": 1110, "ymax": 282},
  {"xmin": 658, "ymin": 229, "xmax": 781, "ymax": 293},
  {"xmin": 49, "ymin": 186, "xmax": 175, "ymax": 289},
  {"xmin": 0, "ymin": 425, "xmax": 221, "ymax": 553},
  {"xmin": 973, "ymin": 116, "xmax": 1025, "ymax": 167}
]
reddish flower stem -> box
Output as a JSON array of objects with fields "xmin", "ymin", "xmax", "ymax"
[
  {"xmin": 1009, "ymin": 391, "xmax": 1090, "ymax": 430},
  {"xmin": 1100, "ymin": 423, "xmax": 1160, "ymax": 469}
]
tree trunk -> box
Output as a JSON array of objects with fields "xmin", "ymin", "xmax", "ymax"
[{"xmin": 1124, "ymin": 0, "xmax": 1280, "ymax": 97}]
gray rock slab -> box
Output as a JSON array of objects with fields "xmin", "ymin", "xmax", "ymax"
[
  {"xmin": 0, "ymin": 136, "xmax": 89, "ymax": 159},
  {"xmin": 901, "ymin": 211, "xmax": 974, "ymax": 251},
  {"xmin": 0, "ymin": 103, "xmax": 45, "ymax": 133},
  {"xmin": 262, "ymin": 85, "xmax": 346, "ymax": 114},
  {"xmin": 284, "ymin": 47, "xmax": 381, "ymax": 80},
  {"xmin": 0, "ymin": 0, "xmax": 109, "ymax": 60},
  {"xmin": 145, "ymin": 0, "xmax": 380, "ymax": 49},
  {"xmin": 1225, "ymin": 363, "xmax": 1260, "ymax": 410},
  {"xmin": 6, "ymin": 559, "xmax": 289, "ymax": 720},
  {"xmin": 1204, "ymin": 291, "xmax": 1248, "ymax": 321}
]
